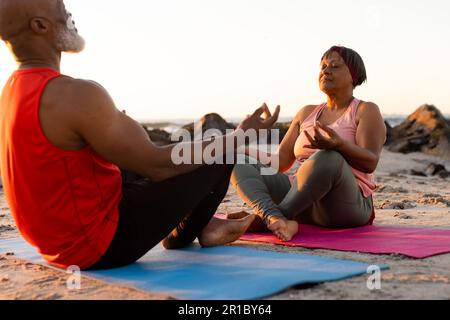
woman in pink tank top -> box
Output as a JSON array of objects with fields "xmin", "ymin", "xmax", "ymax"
[{"xmin": 231, "ymin": 46, "xmax": 387, "ymax": 242}]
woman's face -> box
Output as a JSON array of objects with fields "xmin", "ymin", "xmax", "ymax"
[{"xmin": 319, "ymin": 51, "xmax": 354, "ymax": 94}]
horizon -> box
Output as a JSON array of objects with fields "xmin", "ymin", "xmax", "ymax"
[
  {"xmin": 1, "ymin": 0, "xmax": 450, "ymax": 120},
  {"xmin": 136, "ymin": 112, "xmax": 450, "ymax": 125}
]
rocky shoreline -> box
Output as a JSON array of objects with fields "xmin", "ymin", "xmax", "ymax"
[{"xmin": 144, "ymin": 104, "xmax": 450, "ymax": 162}]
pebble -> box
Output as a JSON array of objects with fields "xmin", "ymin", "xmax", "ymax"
[{"xmin": 394, "ymin": 212, "xmax": 413, "ymax": 219}]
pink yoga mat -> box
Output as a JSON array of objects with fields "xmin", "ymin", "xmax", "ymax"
[{"xmin": 240, "ymin": 225, "xmax": 450, "ymax": 259}]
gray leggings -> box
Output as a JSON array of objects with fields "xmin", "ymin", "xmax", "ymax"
[{"xmin": 230, "ymin": 150, "xmax": 374, "ymax": 228}]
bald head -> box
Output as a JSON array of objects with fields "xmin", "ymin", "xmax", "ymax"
[
  {"xmin": 0, "ymin": 0, "xmax": 84, "ymax": 56},
  {"xmin": 0, "ymin": 0, "xmax": 62, "ymax": 40}
]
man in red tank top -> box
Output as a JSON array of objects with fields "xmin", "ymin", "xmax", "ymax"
[{"xmin": 0, "ymin": 0, "xmax": 279, "ymax": 270}]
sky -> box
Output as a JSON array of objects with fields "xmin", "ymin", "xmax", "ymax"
[{"xmin": 1, "ymin": 0, "xmax": 449, "ymax": 122}]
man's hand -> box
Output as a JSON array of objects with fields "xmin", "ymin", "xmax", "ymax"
[
  {"xmin": 303, "ymin": 122, "xmax": 344, "ymax": 151},
  {"xmin": 238, "ymin": 103, "xmax": 280, "ymax": 132}
]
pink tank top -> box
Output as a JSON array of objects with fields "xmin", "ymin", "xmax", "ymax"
[{"xmin": 293, "ymin": 98, "xmax": 376, "ymax": 198}]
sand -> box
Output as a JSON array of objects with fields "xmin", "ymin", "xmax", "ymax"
[{"xmin": 1, "ymin": 148, "xmax": 449, "ymax": 300}]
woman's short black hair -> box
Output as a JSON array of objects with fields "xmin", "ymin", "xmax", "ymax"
[{"xmin": 322, "ymin": 46, "xmax": 367, "ymax": 87}]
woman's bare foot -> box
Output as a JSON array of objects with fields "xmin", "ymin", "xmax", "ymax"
[
  {"xmin": 198, "ymin": 215, "xmax": 256, "ymax": 247},
  {"xmin": 267, "ymin": 217, "xmax": 299, "ymax": 242}
]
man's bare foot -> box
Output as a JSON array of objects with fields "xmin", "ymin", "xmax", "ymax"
[
  {"xmin": 162, "ymin": 233, "xmax": 191, "ymax": 250},
  {"xmin": 267, "ymin": 217, "xmax": 299, "ymax": 242},
  {"xmin": 198, "ymin": 215, "xmax": 256, "ymax": 247},
  {"xmin": 226, "ymin": 211, "xmax": 268, "ymax": 233}
]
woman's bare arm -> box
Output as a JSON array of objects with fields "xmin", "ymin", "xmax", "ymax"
[
  {"xmin": 338, "ymin": 102, "xmax": 387, "ymax": 173},
  {"xmin": 303, "ymin": 102, "xmax": 386, "ymax": 174},
  {"xmin": 276, "ymin": 105, "xmax": 316, "ymax": 172}
]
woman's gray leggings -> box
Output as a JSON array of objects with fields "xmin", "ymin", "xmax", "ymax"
[{"xmin": 230, "ymin": 150, "xmax": 374, "ymax": 228}]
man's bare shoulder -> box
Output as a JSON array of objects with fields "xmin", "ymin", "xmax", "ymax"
[
  {"xmin": 39, "ymin": 77, "xmax": 118, "ymax": 150},
  {"xmin": 45, "ymin": 77, "xmax": 113, "ymax": 113}
]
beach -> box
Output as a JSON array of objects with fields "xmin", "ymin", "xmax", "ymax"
[
  {"xmin": 2, "ymin": 0, "xmax": 450, "ymax": 303},
  {"xmin": 1, "ymin": 148, "xmax": 449, "ymax": 300}
]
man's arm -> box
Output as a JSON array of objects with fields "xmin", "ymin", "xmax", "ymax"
[{"xmin": 67, "ymin": 80, "xmax": 279, "ymax": 182}]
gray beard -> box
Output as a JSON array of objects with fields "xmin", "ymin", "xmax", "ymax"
[{"xmin": 54, "ymin": 26, "xmax": 85, "ymax": 53}]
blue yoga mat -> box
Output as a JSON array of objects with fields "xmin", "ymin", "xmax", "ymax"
[{"xmin": 0, "ymin": 238, "xmax": 387, "ymax": 300}]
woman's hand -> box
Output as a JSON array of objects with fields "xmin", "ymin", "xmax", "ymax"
[
  {"xmin": 303, "ymin": 122, "xmax": 345, "ymax": 151},
  {"xmin": 238, "ymin": 103, "xmax": 280, "ymax": 132}
]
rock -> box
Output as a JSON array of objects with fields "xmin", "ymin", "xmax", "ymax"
[
  {"xmin": 379, "ymin": 200, "xmax": 416, "ymax": 210},
  {"xmin": 417, "ymin": 196, "xmax": 450, "ymax": 207},
  {"xmin": 182, "ymin": 113, "xmax": 236, "ymax": 141},
  {"xmin": 425, "ymin": 163, "xmax": 447, "ymax": 176},
  {"xmin": 179, "ymin": 113, "xmax": 290, "ymax": 143},
  {"xmin": 375, "ymin": 185, "xmax": 409, "ymax": 193},
  {"xmin": 438, "ymin": 171, "xmax": 450, "ymax": 179},
  {"xmin": 385, "ymin": 120, "xmax": 393, "ymax": 145},
  {"xmin": 407, "ymin": 164, "xmax": 450, "ymax": 178},
  {"xmin": 423, "ymin": 193, "xmax": 442, "ymax": 198},
  {"xmin": 386, "ymin": 105, "xmax": 450, "ymax": 159},
  {"xmin": 394, "ymin": 212, "xmax": 413, "ymax": 219},
  {"xmin": 408, "ymin": 169, "xmax": 427, "ymax": 177},
  {"xmin": 0, "ymin": 225, "xmax": 15, "ymax": 232},
  {"xmin": 424, "ymin": 162, "xmax": 450, "ymax": 178},
  {"xmin": 389, "ymin": 172, "xmax": 401, "ymax": 177},
  {"xmin": 144, "ymin": 128, "xmax": 172, "ymax": 146}
]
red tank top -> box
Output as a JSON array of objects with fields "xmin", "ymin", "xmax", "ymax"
[{"xmin": 0, "ymin": 68, "xmax": 122, "ymax": 269}]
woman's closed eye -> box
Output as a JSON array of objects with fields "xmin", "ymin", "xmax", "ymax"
[{"xmin": 321, "ymin": 64, "xmax": 339, "ymax": 70}]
